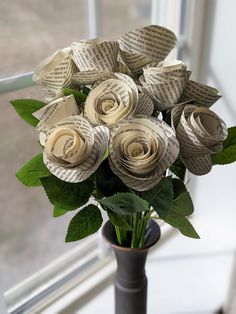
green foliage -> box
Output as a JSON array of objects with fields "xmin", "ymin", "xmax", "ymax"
[
  {"xmin": 53, "ymin": 206, "xmax": 68, "ymax": 217},
  {"xmin": 63, "ymin": 87, "xmax": 87, "ymax": 104},
  {"xmin": 171, "ymin": 178, "xmax": 194, "ymax": 216},
  {"xmin": 171, "ymin": 192, "xmax": 194, "ymax": 216},
  {"xmin": 211, "ymin": 127, "xmax": 236, "ymax": 165},
  {"xmin": 107, "ymin": 210, "xmax": 132, "ymax": 230},
  {"xmin": 16, "ymin": 154, "xmax": 51, "ymax": 186},
  {"xmin": 159, "ymin": 178, "xmax": 198, "ymax": 238},
  {"xmin": 169, "ymin": 159, "xmax": 186, "ymax": 181},
  {"xmin": 40, "ymin": 176, "xmax": 94, "ymax": 211},
  {"xmin": 10, "ymin": 99, "xmax": 45, "ymax": 126},
  {"xmin": 98, "ymin": 193, "xmax": 149, "ymax": 215},
  {"xmin": 164, "ymin": 214, "xmax": 200, "ymax": 239},
  {"xmin": 141, "ymin": 176, "xmax": 174, "ymax": 218},
  {"xmin": 95, "ymin": 159, "xmax": 128, "ymax": 198},
  {"xmin": 66, "ymin": 205, "xmax": 103, "ymax": 242}
]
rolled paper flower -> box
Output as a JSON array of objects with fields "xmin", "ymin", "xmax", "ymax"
[
  {"xmin": 171, "ymin": 104, "xmax": 228, "ymax": 175},
  {"xmin": 180, "ymin": 80, "xmax": 221, "ymax": 107},
  {"xmin": 43, "ymin": 116, "xmax": 109, "ymax": 183},
  {"xmin": 84, "ymin": 73, "xmax": 154, "ymax": 127},
  {"xmin": 118, "ymin": 25, "xmax": 177, "ymax": 74},
  {"xmin": 33, "ymin": 48, "xmax": 77, "ymax": 101},
  {"xmin": 33, "ymin": 95, "xmax": 81, "ymax": 146},
  {"xmin": 109, "ymin": 116, "xmax": 179, "ymax": 191},
  {"xmin": 71, "ymin": 39, "xmax": 119, "ymax": 85},
  {"xmin": 140, "ymin": 60, "xmax": 190, "ymax": 111}
]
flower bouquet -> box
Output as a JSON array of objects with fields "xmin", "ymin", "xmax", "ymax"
[{"xmin": 11, "ymin": 25, "xmax": 236, "ymax": 314}]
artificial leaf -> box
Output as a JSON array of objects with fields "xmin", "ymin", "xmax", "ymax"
[
  {"xmin": 63, "ymin": 87, "xmax": 87, "ymax": 104},
  {"xmin": 172, "ymin": 178, "xmax": 187, "ymax": 199},
  {"xmin": 98, "ymin": 193, "xmax": 149, "ymax": 215},
  {"xmin": 211, "ymin": 126, "xmax": 236, "ymax": 165},
  {"xmin": 81, "ymin": 86, "xmax": 90, "ymax": 95},
  {"xmin": 141, "ymin": 176, "xmax": 173, "ymax": 218},
  {"xmin": 40, "ymin": 176, "xmax": 93, "ymax": 211},
  {"xmin": 16, "ymin": 153, "xmax": 51, "ymax": 186},
  {"xmin": 66, "ymin": 204, "xmax": 102, "ymax": 242},
  {"xmin": 10, "ymin": 99, "xmax": 45, "ymax": 126},
  {"xmin": 169, "ymin": 159, "xmax": 186, "ymax": 181},
  {"xmin": 53, "ymin": 206, "xmax": 68, "ymax": 217},
  {"xmin": 95, "ymin": 160, "xmax": 128, "ymax": 198},
  {"xmin": 171, "ymin": 191, "xmax": 194, "ymax": 216},
  {"xmin": 164, "ymin": 214, "xmax": 200, "ymax": 239},
  {"xmin": 107, "ymin": 210, "xmax": 132, "ymax": 230}
]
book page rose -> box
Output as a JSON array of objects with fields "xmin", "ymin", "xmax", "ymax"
[
  {"xmin": 118, "ymin": 25, "xmax": 177, "ymax": 74},
  {"xmin": 140, "ymin": 60, "xmax": 190, "ymax": 111},
  {"xmin": 84, "ymin": 73, "xmax": 154, "ymax": 127},
  {"xmin": 43, "ymin": 116, "xmax": 109, "ymax": 183},
  {"xmin": 33, "ymin": 94, "xmax": 81, "ymax": 146},
  {"xmin": 33, "ymin": 48, "xmax": 77, "ymax": 101},
  {"xmin": 171, "ymin": 104, "xmax": 228, "ymax": 175},
  {"xmin": 72, "ymin": 39, "xmax": 119, "ymax": 86},
  {"xmin": 109, "ymin": 116, "xmax": 179, "ymax": 191}
]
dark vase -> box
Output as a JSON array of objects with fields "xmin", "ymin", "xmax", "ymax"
[{"xmin": 102, "ymin": 220, "xmax": 161, "ymax": 314}]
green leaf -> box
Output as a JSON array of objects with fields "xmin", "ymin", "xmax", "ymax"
[
  {"xmin": 172, "ymin": 178, "xmax": 187, "ymax": 199},
  {"xmin": 107, "ymin": 210, "xmax": 132, "ymax": 230},
  {"xmin": 103, "ymin": 147, "xmax": 109, "ymax": 160},
  {"xmin": 66, "ymin": 204, "xmax": 103, "ymax": 242},
  {"xmin": 40, "ymin": 176, "xmax": 93, "ymax": 211},
  {"xmin": 81, "ymin": 86, "xmax": 90, "ymax": 95},
  {"xmin": 164, "ymin": 214, "xmax": 200, "ymax": 239},
  {"xmin": 169, "ymin": 159, "xmax": 186, "ymax": 181},
  {"xmin": 98, "ymin": 193, "xmax": 149, "ymax": 215},
  {"xmin": 141, "ymin": 176, "xmax": 174, "ymax": 218},
  {"xmin": 95, "ymin": 160, "xmax": 128, "ymax": 198},
  {"xmin": 10, "ymin": 99, "xmax": 45, "ymax": 126},
  {"xmin": 16, "ymin": 153, "xmax": 51, "ymax": 186},
  {"xmin": 53, "ymin": 206, "xmax": 69, "ymax": 217},
  {"xmin": 63, "ymin": 87, "xmax": 87, "ymax": 104},
  {"xmin": 211, "ymin": 127, "xmax": 236, "ymax": 165},
  {"xmin": 171, "ymin": 191, "xmax": 194, "ymax": 216}
]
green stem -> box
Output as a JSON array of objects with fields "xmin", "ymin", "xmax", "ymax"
[
  {"xmin": 115, "ymin": 226, "xmax": 122, "ymax": 246},
  {"xmin": 131, "ymin": 213, "xmax": 138, "ymax": 248}
]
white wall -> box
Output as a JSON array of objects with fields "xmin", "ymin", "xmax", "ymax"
[{"xmin": 190, "ymin": 0, "xmax": 236, "ymax": 246}]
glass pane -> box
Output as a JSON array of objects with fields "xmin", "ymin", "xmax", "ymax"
[
  {"xmin": 0, "ymin": 86, "xmax": 78, "ymax": 291},
  {"xmin": 101, "ymin": 0, "xmax": 152, "ymax": 38},
  {"xmin": 0, "ymin": 0, "xmax": 87, "ymax": 78}
]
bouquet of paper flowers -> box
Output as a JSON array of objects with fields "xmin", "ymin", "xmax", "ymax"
[{"xmin": 11, "ymin": 25, "xmax": 236, "ymax": 248}]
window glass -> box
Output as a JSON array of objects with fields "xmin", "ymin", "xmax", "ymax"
[
  {"xmin": 101, "ymin": 0, "xmax": 151, "ymax": 39},
  {"xmin": 0, "ymin": 86, "xmax": 78, "ymax": 291},
  {"xmin": 0, "ymin": 0, "xmax": 88, "ymax": 78}
]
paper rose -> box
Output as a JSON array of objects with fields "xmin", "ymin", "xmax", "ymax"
[
  {"xmin": 33, "ymin": 94, "xmax": 80, "ymax": 146},
  {"xmin": 171, "ymin": 104, "xmax": 228, "ymax": 175},
  {"xmin": 140, "ymin": 60, "xmax": 190, "ymax": 111},
  {"xmin": 33, "ymin": 48, "xmax": 77, "ymax": 101},
  {"xmin": 84, "ymin": 73, "xmax": 154, "ymax": 127},
  {"xmin": 109, "ymin": 116, "xmax": 179, "ymax": 191},
  {"xmin": 180, "ymin": 80, "xmax": 221, "ymax": 107},
  {"xmin": 71, "ymin": 39, "xmax": 119, "ymax": 86},
  {"xmin": 43, "ymin": 116, "xmax": 109, "ymax": 183},
  {"xmin": 118, "ymin": 25, "xmax": 177, "ymax": 74}
]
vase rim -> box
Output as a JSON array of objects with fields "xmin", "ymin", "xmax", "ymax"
[{"xmin": 102, "ymin": 219, "xmax": 161, "ymax": 252}]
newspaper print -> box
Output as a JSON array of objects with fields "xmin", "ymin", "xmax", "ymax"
[
  {"xmin": 43, "ymin": 116, "xmax": 109, "ymax": 182},
  {"xmin": 171, "ymin": 104, "xmax": 227, "ymax": 175},
  {"xmin": 109, "ymin": 116, "xmax": 179, "ymax": 191},
  {"xmin": 33, "ymin": 48, "xmax": 77, "ymax": 101}
]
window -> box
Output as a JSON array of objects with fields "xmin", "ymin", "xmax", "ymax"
[{"xmin": 0, "ymin": 1, "xmax": 199, "ymax": 313}]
